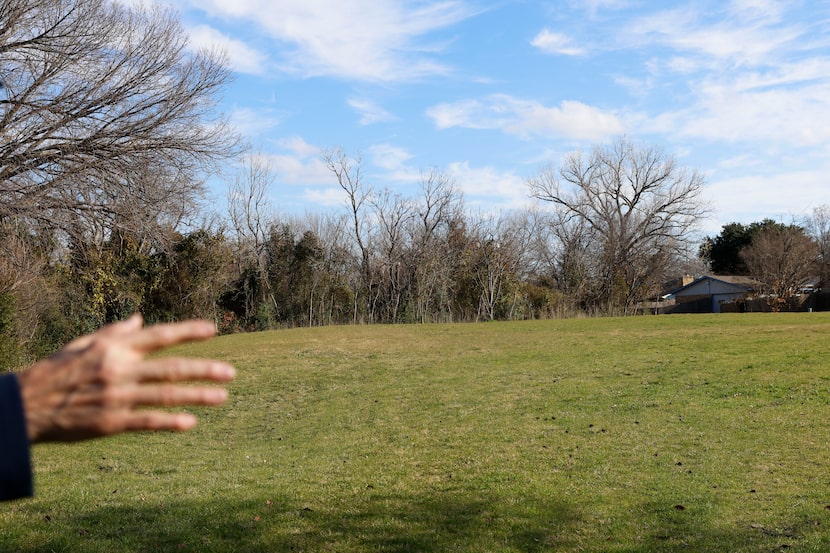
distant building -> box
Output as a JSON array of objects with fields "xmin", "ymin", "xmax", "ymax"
[{"xmin": 663, "ymin": 275, "xmax": 757, "ymax": 313}]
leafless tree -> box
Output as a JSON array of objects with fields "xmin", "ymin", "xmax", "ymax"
[
  {"xmin": 228, "ymin": 154, "xmax": 275, "ymax": 253},
  {"xmin": 804, "ymin": 205, "xmax": 830, "ymax": 289},
  {"xmin": 370, "ymin": 188, "xmax": 414, "ymax": 322},
  {"xmin": 741, "ymin": 224, "xmax": 817, "ymax": 305},
  {"xmin": 467, "ymin": 213, "xmax": 526, "ymax": 321},
  {"xmin": 227, "ymin": 152, "xmax": 278, "ymax": 320},
  {"xmin": 526, "ymin": 206, "xmax": 598, "ymax": 313},
  {"xmin": 0, "ymin": 220, "xmax": 53, "ymax": 349},
  {"xmin": 0, "ymin": 0, "xmax": 238, "ymax": 242},
  {"xmin": 322, "ymin": 148, "xmax": 375, "ymax": 322},
  {"xmin": 302, "ymin": 212, "xmax": 353, "ymax": 325},
  {"xmin": 411, "ymin": 168, "xmax": 462, "ymax": 250},
  {"xmin": 528, "ymin": 137, "xmax": 708, "ymax": 314},
  {"xmin": 409, "ymin": 168, "xmax": 463, "ymax": 322}
]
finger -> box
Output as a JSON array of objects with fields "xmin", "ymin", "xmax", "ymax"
[
  {"xmin": 64, "ymin": 314, "xmax": 145, "ymax": 351},
  {"xmin": 120, "ymin": 411, "xmax": 200, "ymax": 433},
  {"xmin": 128, "ymin": 320, "xmax": 218, "ymax": 354},
  {"xmin": 127, "ymin": 385, "xmax": 229, "ymax": 407},
  {"xmin": 136, "ymin": 358, "xmax": 236, "ymax": 383},
  {"xmin": 38, "ymin": 409, "xmax": 201, "ymax": 441}
]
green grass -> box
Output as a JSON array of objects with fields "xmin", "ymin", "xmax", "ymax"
[{"xmin": 4, "ymin": 313, "xmax": 830, "ymax": 552}]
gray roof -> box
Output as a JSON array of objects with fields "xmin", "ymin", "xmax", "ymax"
[{"xmin": 664, "ymin": 275, "xmax": 757, "ymax": 299}]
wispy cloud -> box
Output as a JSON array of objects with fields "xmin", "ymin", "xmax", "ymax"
[
  {"xmin": 277, "ymin": 136, "xmax": 320, "ymax": 159},
  {"xmin": 348, "ymin": 98, "xmax": 397, "ymax": 125},
  {"xmin": 572, "ymin": 0, "xmax": 632, "ymax": 16},
  {"xmin": 228, "ymin": 106, "xmax": 283, "ymax": 138},
  {"xmin": 531, "ymin": 30, "xmax": 586, "ymax": 56},
  {"xmin": 185, "ymin": 24, "xmax": 268, "ymax": 75},
  {"xmin": 627, "ymin": 8, "xmax": 801, "ymax": 69},
  {"xmin": 427, "ymin": 94, "xmax": 624, "ymax": 141},
  {"xmin": 168, "ymin": 0, "xmax": 477, "ymax": 82},
  {"xmin": 303, "ymin": 186, "xmax": 348, "ymax": 207},
  {"xmin": 675, "ymin": 80, "xmax": 830, "ymax": 145},
  {"xmin": 704, "ymin": 165, "xmax": 830, "ymax": 230},
  {"xmin": 616, "ymin": 1, "xmax": 830, "ymax": 150},
  {"xmin": 446, "ymin": 162, "xmax": 529, "ymax": 209},
  {"xmin": 368, "ymin": 144, "xmax": 415, "ymax": 177},
  {"xmin": 263, "ymin": 136, "xmax": 331, "ymax": 186},
  {"xmin": 726, "ymin": 0, "xmax": 787, "ymax": 24}
]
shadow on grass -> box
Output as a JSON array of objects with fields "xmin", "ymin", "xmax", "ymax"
[
  {"xmin": 610, "ymin": 499, "xmax": 828, "ymax": 553},
  {"xmin": 6, "ymin": 491, "xmax": 579, "ymax": 553},
  {"xmin": 8, "ymin": 493, "xmax": 827, "ymax": 552}
]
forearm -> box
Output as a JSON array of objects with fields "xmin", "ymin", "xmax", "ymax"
[{"xmin": 0, "ymin": 373, "xmax": 33, "ymax": 501}]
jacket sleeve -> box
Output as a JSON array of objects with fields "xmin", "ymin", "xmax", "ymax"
[{"xmin": 0, "ymin": 373, "xmax": 33, "ymax": 501}]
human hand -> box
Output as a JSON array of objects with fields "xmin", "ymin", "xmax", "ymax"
[{"xmin": 17, "ymin": 314, "xmax": 235, "ymax": 443}]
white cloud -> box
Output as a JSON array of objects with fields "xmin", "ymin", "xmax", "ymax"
[
  {"xmin": 228, "ymin": 107, "xmax": 283, "ymax": 137},
  {"xmin": 169, "ymin": 0, "xmax": 476, "ymax": 82},
  {"xmin": 268, "ymin": 154, "xmax": 333, "ymax": 185},
  {"xmin": 727, "ymin": 0, "xmax": 787, "ymax": 23},
  {"xmin": 368, "ymin": 144, "xmax": 414, "ymax": 174},
  {"xmin": 427, "ymin": 94, "xmax": 624, "ymax": 141},
  {"xmin": 259, "ymin": 137, "xmax": 331, "ymax": 186},
  {"xmin": 348, "ymin": 98, "xmax": 397, "ymax": 125},
  {"xmin": 277, "ymin": 136, "xmax": 320, "ymax": 158},
  {"xmin": 446, "ymin": 162, "xmax": 529, "ymax": 209},
  {"xmin": 574, "ymin": 0, "xmax": 631, "ymax": 12},
  {"xmin": 268, "ymin": 154, "xmax": 332, "ymax": 186},
  {"xmin": 613, "ymin": 74, "xmax": 655, "ymax": 97},
  {"xmin": 633, "ymin": 57, "xmax": 830, "ymax": 148},
  {"xmin": 185, "ymin": 24, "xmax": 267, "ymax": 75},
  {"xmin": 681, "ymin": 82, "xmax": 830, "ymax": 145},
  {"xmin": 626, "ymin": 5, "xmax": 803, "ymax": 68},
  {"xmin": 303, "ymin": 187, "xmax": 347, "ymax": 207},
  {"xmin": 703, "ymin": 167, "xmax": 829, "ymax": 232},
  {"xmin": 531, "ymin": 30, "xmax": 586, "ymax": 56},
  {"xmin": 618, "ymin": 3, "xmax": 830, "ymax": 152}
]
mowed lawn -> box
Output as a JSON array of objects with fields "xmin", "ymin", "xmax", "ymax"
[{"xmin": 3, "ymin": 313, "xmax": 830, "ymax": 552}]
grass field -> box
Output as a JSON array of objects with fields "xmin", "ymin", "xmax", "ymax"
[{"xmin": 3, "ymin": 313, "xmax": 830, "ymax": 552}]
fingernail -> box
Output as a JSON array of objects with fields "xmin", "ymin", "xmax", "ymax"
[
  {"xmin": 219, "ymin": 364, "xmax": 236, "ymax": 380},
  {"xmin": 177, "ymin": 414, "xmax": 198, "ymax": 430}
]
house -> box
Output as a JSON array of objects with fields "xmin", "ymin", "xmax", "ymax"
[{"xmin": 663, "ymin": 275, "xmax": 757, "ymax": 313}]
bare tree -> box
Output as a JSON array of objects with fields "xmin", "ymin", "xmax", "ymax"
[
  {"xmin": 467, "ymin": 213, "xmax": 526, "ymax": 321},
  {"xmin": 804, "ymin": 205, "xmax": 830, "ymax": 289},
  {"xmin": 227, "ymin": 152, "xmax": 278, "ymax": 322},
  {"xmin": 228, "ymin": 154, "xmax": 275, "ymax": 255},
  {"xmin": 0, "ymin": 220, "xmax": 53, "ymax": 348},
  {"xmin": 741, "ymin": 224, "xmax": 817, "ymax": 306},
  {"xmin": 409, "ymin": 168, "xmax": 463, "ymax": 322},
  {"xmin": 370, "ymin": 188, "xmax": 414, "ymax": 322},
  {"xmin": 322, "ymin": 148, "xmax": 375, "ymax": 322},
  {"xmin": 528, "ymin": 137, "xmax": 708, "ymax": 314},
  {"xmin": 412, "ymin": 168, "xmax": 462, "ymax": 250},
  {"xmin": 526, "ymin": 206, "xmax": 598, "ymax": 314},
  {"xmin": 0, "ymin": 0, "xmax": 238, "ymax": 239}
]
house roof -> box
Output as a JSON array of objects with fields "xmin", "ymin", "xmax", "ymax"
[
  {"xmin": 707, "ymin": 275, "xmax": 759, "ymax": 287},
  {"xmin": 663, "ymin": 275, "xmax": 757, "ymax": 299}
]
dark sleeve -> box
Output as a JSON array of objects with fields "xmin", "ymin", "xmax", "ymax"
[{"xmin": 0, "ymin": 373, "xmax": 33, "ymax": 501}]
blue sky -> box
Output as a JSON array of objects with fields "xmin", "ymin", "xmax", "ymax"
[{"xmin": 156, "ymin": 0, "xmax": 829, "ymax": 236}]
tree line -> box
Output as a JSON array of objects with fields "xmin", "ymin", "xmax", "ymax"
[
  {"xmin": 0, "ymin": 0, "xmax": 827, "ymax": 368},
  {"xmin": 2, "ymin": 153, "xmax": 827, "ymax": 369},
  {"xmin": 0, "ymin": 135, "xmax": 716, "ymax": 368}
]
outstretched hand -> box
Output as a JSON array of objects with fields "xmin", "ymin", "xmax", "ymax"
[{"xmin": 17, "ymin": 314, "xmax": 235, "ymax": 443}]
